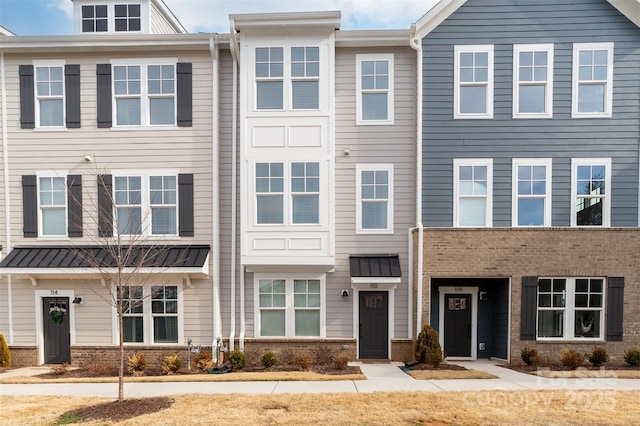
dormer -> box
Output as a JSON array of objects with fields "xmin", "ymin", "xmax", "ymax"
[{"xmin": 71, "ymin": 0, "xmax": 187, "ymax": 35}]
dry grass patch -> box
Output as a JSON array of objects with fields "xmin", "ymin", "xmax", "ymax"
[
  {"xmin": 534, "ymin": 369, "xmax": 640, "ymax": 379},
  {"xmin": 407, "ymin": 369, "xmax": 497, "ymax": 380}
]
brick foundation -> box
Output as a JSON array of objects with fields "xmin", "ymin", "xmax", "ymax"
[
  {"xmin": 237, "ymin": 339, "xmax": 357, "ymax": 362},
  {"xmin": 391, "ymin": 339, "xmax": 414, "ymax": 362},
  {"xmin": 6, "ymin": 346, "xmax": 38, "ymax": 368}
]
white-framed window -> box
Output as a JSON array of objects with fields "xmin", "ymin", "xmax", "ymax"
[
  {"xmin": 356, "ymin": 53, "xmax": 394, "ymax": 125},
  {"xmin": 513, "ymin": 44, "xmax": 554, "ymax": 118},
  {"xmin": 37, "ymin": 171, "xmax": 67, "ymax": 237},
  {"xmin": 571, "ymin": 158, "xmax": 611, "ymax": 227},
  {"xmin": 81, "ymin": 5, "xmax": 108, "ymax": 32},
  {"xmin": 291, "ymin": 47, "xmax": 319, "ymax": 109},
  {"xmin": 356, "ymin": 164, "xmax": 394, "ymax": 234},
  {"xmin": 114, "ymin": 4, "xmax": 141, "ymax": 32},
  {"xmin": 454, "ymin": 45, "xmax": 494, "ymax": 119},
  {"xmin": 256, "ymin": 47, "xmax": 284, "ymax": 110},
  {"xmin": 119, "ymin": 284, "xmax": 181, "ymax": 344},
  {"xmin": 111, "ymin": 59, "xmax": 176, "ymax": 127},
  {"xmin": 454, "ymin": 159, "xmax": 493, "ymax": 227},
  {"xmin": 34, "ymin": 60, "xmax": 65, "ymax": 128},
  {"xmin": 572, "ymin": 43, "xmax": 613, "ymax": 118},
  {"xmin": 256, "ymin": 162, "xmax": 284, "ymax": 224},
  {"xmin": 255, "ymin": 274, "xmax": 325, "ymax": 338},
  {"xmin": 291, "ymin": 162, "xmax": 320, "ymax": 224},
  {"xmin": 113, "ymin": 170, "xmax": 178, "ymax": 236},
  {"xmin": 512, "ymin": 159, "xmax": 552, "ymax": 227},
  {"xmin": 537, "ymin": 277, "xmax": 605, "ymax": 340}
]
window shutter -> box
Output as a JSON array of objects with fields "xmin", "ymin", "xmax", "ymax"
[
  {"xmin": 606, "ymin": 277, "xmax": 624, "ymax": 341},
  {"xmin": 67, "ymin": 175, "xmax": 83, "ymax": 237},
  {"xmin": 97, "ymin": 174, "xmax": 113, "ymax": 237},
  {"xmin": 520, "ymin": 276, "xmax": 538, "ymax": 340},
  {"xmin": 178, "ymin": 173, "xmax": 194, "ymax": 237},
  {"xmin": 19, "ymin": 65, "xmax": 35, "ymax": 129},
  {"xmin": 176, "ymin": 62, "xmax": 192, "ymax": 127},
  {"xmin": 22, "ymin": 175, "xmax": 38, "ymax": 237},
  {"xmin": 96, "ymin": 64, "xmax": 112, "ymax": 128},
  {"xmin": 65, "ymin": 65, "xmax": 81, "ymax": 128}
]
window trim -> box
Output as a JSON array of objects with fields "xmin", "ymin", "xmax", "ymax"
[
  {"xmin": 512, "ymin": 44, "xmax": 554, "ymax": 119},
  {"xmin": 512, "ymin": 158, "xmax": 552, "ymax": 227},
  {"xmin": 81, "ymin": 4, "xmax": 108, "ymax": 33},
  {"xmin": 36, "ymin": 170, "xmax": 69, "ymax": 239},
  {"xmin": 33, "ymin": 60, "xmax": 66, "ymax": 129},
  {"xmin": 454, "ymin": 45, "xmax": 494, "ymax": 119},
  {"xmin": 570, "ymin": 158, "xmax": 611, "ymax": 227},
  {"xmin": 356, "ymin": 53, "xmax": 394, "ymax": 125},
  {"xmin": 356, "ymin": 164, "xmax": 394, "ymax": 234},
  {"xmin": 571, "ymin": 42, "xmax": 614, "ymax": 118},
  {"xmin": 290, "ymin": 46, "xmax": 320, "ymax": 110},
  {"xmin": 453, "ymin": 159, "xmax": 493, "ymax": 227},
  {"xmin": 254, "ymin": 273, "xmax": 326, "ymax": 338}
]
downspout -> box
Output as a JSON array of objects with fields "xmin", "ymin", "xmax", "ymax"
[
  {"xmin": 0, "ymin": 52, "xmax": 13, "ymax": 344},
  {"xmin": 409, "ymin": 25, "xmax": 424, "ymax": 336},
  {"xmin": 229, "ymin": 21, "xmax": 240, "ymax": 352},
  {"xmin": 209, "ymin": 36, "xmax": 222, "ymax": 358}
]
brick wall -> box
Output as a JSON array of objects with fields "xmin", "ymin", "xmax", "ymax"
[
  {"xmin": 239, "ymin": 339, "xmax": 357, "ymax": 363},
  {"xmin": 6, "ymin": 346, "xmax": 37, "ymax": 368},
  {"xmin": 417, "ymin": 228, "xmax": 640, "ymax": 363}
]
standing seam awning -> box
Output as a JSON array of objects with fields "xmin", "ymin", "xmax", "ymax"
[{"xmin": 349, "ymin": 254, "xmax": 401, "ymax": 283}]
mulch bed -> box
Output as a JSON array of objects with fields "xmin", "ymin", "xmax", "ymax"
[
  {"xmin": 408, "ymin": 363, "xmax": 467, "ymax": 371},
  {"xmin": 504, "ymin": 363, "xmax": 639, "ymax": 372},
  {"xmin": 61, "ymin": 397, "xmax": 173, "ymax": 423}
]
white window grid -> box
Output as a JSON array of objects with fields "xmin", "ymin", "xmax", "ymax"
[
  {"xmin": 81, "ymin": 5, "xmax": 108, "ymax": 32},
  {"xmin": 454, "ymin": 45, "xmax": 494, "ymax": 119},
  {"xmin": 512, "ymin": 158, "xmax": 552, "ymax": 227},
  {"xmin": 37, "ymin": 171, "xmax": 68, "ymax": 237},
  {"xmin": 454, "ymin": 159, "xmax": 493, "ymax": 227},
  {"xmin": 356, "ymin": 53, "xmax": 394, "ymax": 125},
  {"xmin": 114, "ymin": 4, "xmax": 141, "ymax": 32},
  {"xmin": 121, "ymin": 285, "xmax": 143, "ymax": 343},
  {"xmin": 572, "ymin": 43, "xmax": 614, "ymax": 118},
  {"xmin": 513, "ymin": 44, "xmax": 554, "ymax": 118},
  {"xmin": 291, "ymin": 47, "xmax": 320, "ymax": 110},
  {"xmin": 255, "ymin": 47, "xmax": 284, "ymax": 110},
  {"xmin": 570, "ymin": 158, "xmax": 611, "ymax": 227},
  {"xmin": 356, "ymin": 164, "xmax": 394, "ymax": 234},
  {"xmin": 34, "ymin": 60, "xmax": 66, "ymax": 128},
  {"xmin": 291, "ymin": 162, "xmax": 320, "ymax": 224}
]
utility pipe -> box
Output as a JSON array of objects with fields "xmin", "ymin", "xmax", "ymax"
[{"xmin": 228, "ymin": 21, "xmax": 239, "ymax": 352}]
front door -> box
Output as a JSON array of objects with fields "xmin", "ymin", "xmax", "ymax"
[
  {"xmin": 443, "ymin": 294, "xmax": 472, "ymax": 357},
  {"xmin": 43, "ymin": 297, "xmax": 71, "ymax": 364},
  {"xmin": 359, "ymin": 291, "xmax": 388, "ymax": 359}
]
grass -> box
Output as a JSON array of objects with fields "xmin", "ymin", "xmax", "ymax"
[
  {"xmin": 534, "ymin": 369, "xmax": 640, "ymax": 379},
  {"xmin": 407, "ymin": 369, "xmax": 498, "ymax": 380},
  {"xmin": 2, "ymin": 390, "xmax": 638, "ymax": 425}
]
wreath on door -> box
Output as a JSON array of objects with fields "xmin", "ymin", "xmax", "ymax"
[{"xmin": 49, "ymin": 306, "xmax": 65, "ymax": 324}]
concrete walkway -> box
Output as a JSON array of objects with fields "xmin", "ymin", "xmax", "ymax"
[{"xmin": 1, "ymin": 360, "xmax": 639, "ymax": 397}]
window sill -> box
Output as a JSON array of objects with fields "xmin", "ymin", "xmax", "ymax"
[
  {"xmin": 36, "ymin": 236, "xmax": 71, "ymax": 241},
  {"xmin": 512, "ymin": 113, "xmax": 553, "ymax": 119},
  {"xmin": 33, "ymin": 127, "xmax": 67, "ymax": 132},
  {"xmin": 356, "ymin": 120, "xmax": 394, "ymax": 126},
  {"xmin": 535, "ymin": 338, "xmax": 604, "ymax": 343},
  {"xmin": 571, "ymin": 112, "xmax": 612, "ymax": 119},
  {"xmin": 111, "ymin": 125, "xmax": 179, "ymax": 131},
  {"xmin": 454, "ymin": 113, "xmax": 494, "ymax": 120},
  {"xmin": 356, "ymin": 229, "xmax": 394, "ymax": 235}
]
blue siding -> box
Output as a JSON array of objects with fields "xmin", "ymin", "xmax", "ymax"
[{"xmin": 422, "ymin": 0, "xmax": 640, "ymax": 227}]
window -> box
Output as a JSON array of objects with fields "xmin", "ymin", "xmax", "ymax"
[
  {"xmin": 454, "ymin": 45, "xmax": 494, "ymax": 119},
  {"xmin": 112, "ymin": 60, "xmax": 176, "ymax": 127},
  {"xmin": 572, "ymin": 43, "xmax": 613, "ymax": 118},
  {"xmin": 291, "ymin": 47, "xmax": 319, "ymax": 109},
  {"xmin": 256, "ymin": 47, "xmax": 284, "ymax": 110},
  {"xmin": 571, "ymin": 158, "xmax": 611, "ymax": 227},
  {"xmin": 291, "ymin": 162, "xmax": 319, "ymax": 224},
  {"xmin": 454, "ymin": 159, "xmax": 492, "ymax": 227},
  {"xmin": 356, "ymin": 54, "xmax": 394, "ymax": 124},
  {"xmin": 115, "ymin": 4, "xmax": 141, "ymax": 32},
  {"xmin": 122, "ymin": 286, "xmax": 143, "ymax": 343},
  {"xmin": 356, "ymin": 164, "xmax": 393, "ymax": 234},
  {"xmin": 256, "ymin": 163, "xmax": 284, "ymax": 224},
  {"xmin": 35, "ymin": 62, "xmax": 65, "ymax": 127},
  {"xmin": 151, "ymin": 285, "xmax": 179, "ymax": 343},
  {"xmin": 256, "ymin": 275, "xmax": 324, "ymax": 337},
  {"xmin": 512, "ymin": 159, "xmax": 552, "ymax": 226},
  {"xmin": 537, "ymin": 278, "xmax": 604, "ymax": 340},
  {"xmin": 119, "ymin": 284, "xmax": 180, "ymax": 344},
  {"xmin": 513, "ymin": 44, "xmax": 553, "ymax": 118},
  {"xmin": 82, "ymin": 5, "xmax": 108, "ymax": 32},
  {"xmin": 114, "ymin": 171, "xmax": 178, "ymax": 236},
  {"xmin": 38, "ymin": 173, "xmax": 67, "ymax": 236}
]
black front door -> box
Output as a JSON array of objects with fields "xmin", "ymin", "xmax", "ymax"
[
  {"xmin": 444, "ymin": 294, "xmax": 472, "ymax": 357},
  {"xmin": 359, "ymin": 291, "xmax": 388, "ymax": 359},
  {"xmin": 43, "ymin": 297, "xmax": 71, "ymax": 364}
]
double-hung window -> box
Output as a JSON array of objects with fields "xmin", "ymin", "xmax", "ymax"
[
  {"xmin": 513, "ymin": 44, "xmax": 553, "ymax": 118},
  {"xmin": 356, "ymin": 54, "xmax": 394, "ymax": 124},
  {"xmin": 81, "ymin": 5, "xmax": 108, "ymax": 32},
  {"xmin": 291, "ymin": 162, "xmax": 319, "ymax": 224},
  {"xmin": 571, "ymin": 158, "xmax": 611, "ymax": 227},
  {"xmin": 256, "ymin": 163, "xmax": 284, "ymax": 224},
  {"xmin": 512, "ymin": 159, "xmax": 552, "ymax": 226},
  {"xmin": 537, "ymin": 278, "xmax": 604, "ymax": 340},
  {"xmin": 356, "ymin": 164, "xmax": 393, "ymax": 234},
  {"xmin": 38, "ymin": 172, "xmax": 67, "ymax": 237},
  {"xmin": 454, "ymin": 45, "xmax": 494, "ymax": 119},
  {"xmin": 454, "ymin": 159, "xmax": 492, "ymax": 227},
  {"xmin": 256, "ymin": 47, "xmax": 284, "ymax": 110},
  {"xmin": 119, "ymin": 284, "xmax": 180, "ymax": 344},
  {"xmin": 572, "ymin": 43, "xmax": 613, "ymax": 118},
  {"xmin": 34, "ymin": 61, "xmax": 65, "ymax": 128},
  {"xmin": 114, "ymin": 4, "xmax": 141, "ymax": 32},
  {"xmin": 122, "ymin": 285, "xmax": 143, "ymax": 343},
  {"xmin": 291, "ymin": 47, "xmax": 319, "ymax": 109},
  {"xmin": 151, "ymin": 285, "xmax": 179, "ymax": 343}
]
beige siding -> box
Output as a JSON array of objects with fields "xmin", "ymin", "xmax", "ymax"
[{"xmin": 150, "ymin": 2, "xmax": 180, "ymax": 34}]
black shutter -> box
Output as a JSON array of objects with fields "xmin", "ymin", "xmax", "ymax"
[
  {"xmin": 97, "ymin": 174, "xmax": 113, "ymax": 237},
  {"xmin": 520, "ymin": 276, "xmax": 538, "ymax": 340},
  {"xmin": 65, "ymin": 65, "xmax": 81, "ymax": 128},
  {"xmin": 176, "ymin": 62, "xmax": 192, "ymax": 127},
  {"xmin": 606, "ymin": 277, "xmax": 624, "ymax": 341},
  {"xmin": 96, "ymin": 64, "xmax": 112, "ymax": 128},
  {"xmin": 22, "ymin": 175, "xmax": 38, "ymax": 237},
  {"xmin": 178, "ymin": 173, "xmax": 194, "ymax": 237},
  {"xmin": 19, "ymin": 65, "xmax": 35, "ymax": 129},
  {"xmin": 67, "ymin": 175, "xmax": 83, "ymax": 237}
]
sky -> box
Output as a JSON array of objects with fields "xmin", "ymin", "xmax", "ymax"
[{"xmin": 0, "ymin": 0, "xmax": 439, "ymax": 36}]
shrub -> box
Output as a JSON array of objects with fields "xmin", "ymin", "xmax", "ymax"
[
  {"xmin": 228, "ymin": 350, "xmax": 246, "ymax": 371},
  {"xmin": 311, "ymin": 345, "xmax": 335, "ymax": 366},
  {"xmin": 624, "ymin": 348, "xmax": 640, "ymax": 366},
  {"xmin": 560, "ymin": 348, "xmax": 585, "ymax": 369},
  {"xmin": 520, "ymin": 347, "xmax": 540, "ymax": 366},
  {"xmin": 333, "ymin": 355, "xmax": 349, "ymax": 371},
  {"xmin": 126, "ymin": 352, "xmax": 147, "ymax": 377},
  {"xmin": 278, "ymin": 349, "xmax": 297, "ymax": 367},
  {"xmin": 294, "ymin": 354, "xmax": 314, "ymax": 370},
  {"xmin": 50, "ymin": 363, "xmax": 69, "ymax": 376},
  {"xmin": 588, "ymin": 346, "xmax": 609, "ymax": 366},
  {"xmin": 194, "ymin": 352, "xmax": 213, "ymax": 372},
  {"xmin": 161, "ymin": 354, "xmax": 181, "ymax": 375},
  {"xmin": 415, "ymin": 323, "xmax": 444, "ymax": 367},
  {"xmin": 84, "ymin": 355, "xmax": 117, "ymax": 376},
  {"xmin": 0, "ymin": 334, "xmax": 10, "ymax": 367},
  {"xmin": 261, "ymin": 351, "xmax": 278, "ymax": 368},
  {"xmin": 243, "ymin": 348, "xmax": 261, "ymax": 368}
]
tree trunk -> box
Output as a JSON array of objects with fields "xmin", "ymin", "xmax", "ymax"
[{"xmin": 118, "ymin": 283, "xmax": 124, "ymax": 401}]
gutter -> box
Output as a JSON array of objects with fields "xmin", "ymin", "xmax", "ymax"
[{"xmin": 229, "ymin": 19, "xmax": 239, "ymax": 352}]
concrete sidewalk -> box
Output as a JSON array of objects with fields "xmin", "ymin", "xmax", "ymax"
[{"xmin": 1, "ymin": 360, "xmax": 639, "ymax": 397}]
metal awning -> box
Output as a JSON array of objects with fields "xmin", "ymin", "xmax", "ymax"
[{"xmin": 349, "ymin": 254, "xmax": 401, "ymax": 284}]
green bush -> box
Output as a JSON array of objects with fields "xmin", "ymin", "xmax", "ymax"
[
  {"xmin": 415, "ymin": 323, "xmax": 444, "ymax": 367},
  {"xmin": 560, "ymin": 348, "xmax": 585, "ymax": 369},
  {"xmin": 161, "ymin": 353, "xmax": 181, "ymax": 375},
  {"xmin": 588, "ymin": 346, "xmax": 609, "ymax": 366},
  {"xmin": 261, "ymin": 351, "xmax": 278, "ymax": 368},
  {"xmin": 624, "ymin": 348, "xmax": 640, "ymax": 366},
  {"xmin": 520, "ymin": 346, "xmax": 540, "ymax": 366},
  {"xmin": 228, "ymin": 350, "xmax": 246, "ymax": 371},
  {"xmin": 0, "ymin": 334, "xmax": 10, "ymax": 367},
  {"xmin": 126, "ymin": 352, "xmax": 147, "ymax": 377}
]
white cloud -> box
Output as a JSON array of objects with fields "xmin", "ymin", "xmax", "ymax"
[{"xmin": 49, "ymin": 0, "xmax": 73, "ymax": 18}]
